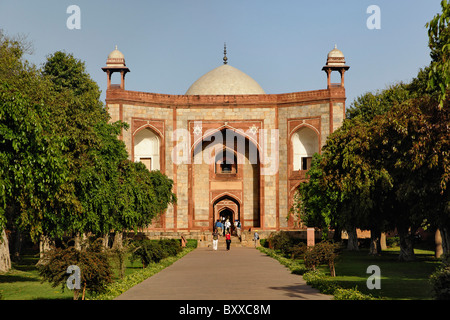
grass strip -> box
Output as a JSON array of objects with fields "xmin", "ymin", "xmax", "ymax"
[{"xmin": 257, "ymin": 246, "xmax": 375, "ymax": 300}]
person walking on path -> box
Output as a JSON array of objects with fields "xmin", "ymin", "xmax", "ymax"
[
  {"xmin": 253, "ymin": 230, "xmax": 260, "ymax": 247},
  {"xmin": 212, "ymin": 229, "xmax": 219, "ymax": 251},
  {"xmin": 215, "ymin": 219, "xmax": 223, "ymax": 236},
  {"xmin": 235, "ymin": 220, "xmax": 241, "ymax": 240},
  {"xmin": 225, "ymin": 219, "xmax": 231, "ymax": 234},
  {"xmin": 225, "ymin": 231, "xmax": 231, "ymax": 251},
  {"xmin": 221, "ymin": 216, "xmax": 226, "ymax": 235}
]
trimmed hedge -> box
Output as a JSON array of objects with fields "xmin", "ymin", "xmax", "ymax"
[
  {"xmin": 130, "ymin": 239, "xmax": 183, "ymax": 267},
  {"xmin": 258, "ymin": 247, "xmax": 308, "ymax": 275},
  {"xmin": 185, "ymin": 239, "xmax": 198, "ymax": 249},
  {"xmin": 334, "ymin": 287, "xmax": 376, "ymax": 300}
]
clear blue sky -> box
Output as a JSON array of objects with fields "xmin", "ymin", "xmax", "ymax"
[{"xmin": 0, "ymin": 0, "xmax": 443, "ymax": 105}]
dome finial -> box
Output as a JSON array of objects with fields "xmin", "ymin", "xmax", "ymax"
[
  {"xmin": 223, "ymin": 42, "xmax": 228, "ymax": 65},
  {"xmin": 115, "ymin": 45, "xmax": 118, "ymax": 50}
]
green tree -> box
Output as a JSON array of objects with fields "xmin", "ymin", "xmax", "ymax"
[
  {"xmin": 0, "ymin": 33, "xmax": 176, "ymax": 270},
  {"xmin": 112, "ymin": 160, "xmax": 176, "ymax": 236},
  {"xmin": 371, "ymin": 96, "xmax": 450, "ymax": 259},
  {"xmin": 41, "ymin": 51, "xmax": 176, "ymax": 245},
  {"xmin": 346, "ymin": 83, "xmax": 412, "ymax": 122},
  {"xmin": 292, "ymin": 154, "xmax": 339, "ymax": 241},
  {"xmin": 0, "ymin": 32, "xmax": 73, "ymax": 271},
  {"xmin": 321, "ymin": 118, "xmax": 393, "ymax": 251},
  {"xmin": 426, "ymin": 0, "xmax": 450, "ymax": 107}
]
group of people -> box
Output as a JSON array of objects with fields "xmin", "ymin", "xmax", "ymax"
[
  {"xmin": 211, "ymin": 228, "xmax": 230, "ymax": 251},
  {"xmin": 214, "ymin": 217, "xmax": 241, "ymax": 237},
  {"xmin": 213, "ymin": 217, "xmax": 240, "ymax": 251},
  {"xmin": 211, "ymin": 217, "xmax": 259, "ymax": 251}
]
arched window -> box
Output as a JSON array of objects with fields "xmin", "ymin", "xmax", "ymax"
[
  {"xmin": 291, "ymin": 127, "xmax": 319, "ymax": 171},
  {"xmin": 215, "ymin": 149, "xmax": 237, "ymax": 174},
  {"xmin": 134, "ymin": 128, "xmax": 160, "ymax": 171}
]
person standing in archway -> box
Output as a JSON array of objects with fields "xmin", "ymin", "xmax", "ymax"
[
  {"xmin": 221, "ymin": 216, "xmax": 226, "ymax": 236},
  {"xmin": 225, "ymin": 219, "xmax": 231, "ymax": 234}
]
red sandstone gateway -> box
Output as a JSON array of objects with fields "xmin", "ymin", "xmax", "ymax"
[{"xmin": 102, "ymin": 44, "xmax": 349, "ymax": 244}]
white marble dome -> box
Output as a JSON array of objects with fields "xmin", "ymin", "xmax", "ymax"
[
  {"xmin": 185, "ymin": 64, "xmax": 265, "ymax": 95},
  {"xmin": 326, "ymin": 45, "xmax": 346, "ymax": 67},
  {"xmin": 106, "ymin": 45, "xmax": 126, "ymax": 67}
]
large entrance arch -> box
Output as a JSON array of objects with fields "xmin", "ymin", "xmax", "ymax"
[
  {"xmin": 214, "ymin": 195, "xmax": 240, "ymax": 223},
  {"xmin": 189, "ymin": 124, "xmax": 262, "ymax": 231}
]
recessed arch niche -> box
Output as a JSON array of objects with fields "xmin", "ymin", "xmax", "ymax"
[
  {"xmin": 134, "ymin": 127, "xmax": 161, "ymax": 171},
  {"xmin": 291, "ymin": 126, "xmax": 319, "ymax": 171}
]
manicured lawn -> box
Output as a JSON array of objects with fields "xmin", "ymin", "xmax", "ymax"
[
  {"xmin": 0, "ymin": 248, "xmax": 145, "ymax": 300},
  {"xmin": 0, "ymin": 249, "xmax": 73, "ymax": 300},
  {"xmin": 259, "ymin": 243, "xmax": 442, "ymax": 300},
  {"xmin": 332, "ymin": 247, "xmax": 441, "ymax": 300}
]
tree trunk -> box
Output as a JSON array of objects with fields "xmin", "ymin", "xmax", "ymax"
[
  {"xmin": 82, "ymin": 282, "xmax": 86, "ymax": 300},
  {"xmin": 74, "ymin": 233, "xmax": 88, "ymax": 251},
  {"xmin": 0, "ymin": 229, "xmax": 12, "ymax": 273},
  {"xmin": 439, "ymin": 227, "xmax": 450, "ymax": 257},
  {"xmin": 37, "ymin": 235, "xmax": 54, "ymax": 265},
  {"xmin": 435, "ymin": 229, "xmax": 443, "ymax": 259},
  {"xmin": 11, "ymin": 229, "xmax": 23, "ymax": 262},
  {"xmin": 369, "ymin": 229, "xmax": 382, "ymax": 255},
  {"xmin": 102, "ymin": 233, "xmax": 109, "ymax": 250},
  {"xmin": 380, "ymin": 232, "xmax": 387, "ymax": 250},
  {"xmin": 73, "ymin": 289, "xmax": 80, "ymax": 300},
  {"xmin": 346, "ymin": 227, "xmax": 359, "ymax": 251},
  {"xmin": 398, "ymin": 226, "xmax": 416, "ymax": 261},
  {"xmin": 333, "ymin": 225, "xmax": 342, "ymax": 243},
  {"xmin": 112, "ymin": 232, "xmax": 123, "ymax": 250},
  {"xmin": 329, "ymin": 262, "xmax": 336, "ymax": 277}
]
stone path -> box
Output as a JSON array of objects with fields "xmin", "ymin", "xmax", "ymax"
[{"xmin": 115, "ymin": 247, "xmax": 331, "ymax": 300}]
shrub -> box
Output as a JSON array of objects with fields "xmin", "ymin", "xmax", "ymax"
[
  {"xmin": 291, "ymin": 266, "xmax": 308, "ymax": 275},
  {"xmin": 185, "ymin": 239, "xmax": 198, "ymax": 248},
  {"xmin": 267, "ymin": 231, "xmax": 307, "ymax": 258},
  {"xmin": 267, "ymin": 231, "xmax": 292, "ymax": 253},
  {"xmin": 159, "ymin": 239, "xmax": 183, "ymax": 256},
  {"xmin": 303, "ymin": 270, "xmax": 338, "ymax": 295},
  {"xmin": 287, "ymin": 243, "xmax": 307, "ymax": 259},
  {"xmin": 304, "ymin": 241, "xmax": 341, "ymax": 276},
  {"xmin": 303, "ymin": 270, "xmax": 373, "ymax": 299},
  {"xmin": 386, "ymin": 236, "xmax": 400, "ymax": 247},
  {"xmin": 37, "ymin": 239, "xmax": 113, "ymax": 300},
  {"xmin": 260, "ymin": 238, "xmax": 269, "ymax": 248},
  {"xmin": 334, "ymin": 287, "xmax": 375, "ymax": 300},
  {"xmin": 430, "ymin": 259, "xmax": 450, "ymax": 300},
  {"xmin": 130, "ymin": 239, "xmax": 183, "ymax": 268}
]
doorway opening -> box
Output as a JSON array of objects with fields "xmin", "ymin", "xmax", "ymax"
[{"xmin": 219, "ymin": 208, "xmax": 234, "ymax": 225}]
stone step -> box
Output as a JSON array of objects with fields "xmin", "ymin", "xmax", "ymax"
[
  {"xmin": 199, "ymin": 236, "xmax": 259, "ymax": 248},
  {"xmin": 136, "ymin": 230, "xmax": 265, "ymax": 248}
]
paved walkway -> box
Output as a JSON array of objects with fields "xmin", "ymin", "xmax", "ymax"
[{"xmin": 115, "ymin": 247, "xmax": 331, "ymax": 300}]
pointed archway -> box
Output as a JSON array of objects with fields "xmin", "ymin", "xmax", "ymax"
[{"xmin": 189, "ymin": 125, "xmax": 262, "ymax": 231}]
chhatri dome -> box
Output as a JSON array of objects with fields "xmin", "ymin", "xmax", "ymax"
[
  {"xmin": 185, "ymin": 44, "xmax": 265, "ymax": 95},
  {"xmin": 325, "ymin": 44, "xmax": 346, "ymax": 67},
  {"xmin": 106, "ymin": 45, "xmax": 126, "ymax": 68},
  {"xmin": 102, "ymin": 45, "xmax": 130, "ymax": 90}
]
